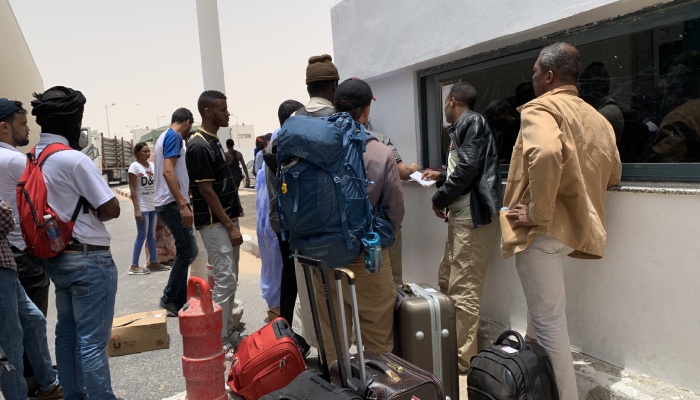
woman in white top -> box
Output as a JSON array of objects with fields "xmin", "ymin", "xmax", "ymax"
[{"xmin": 128, "ymin": 142, "xmax": 168, "ymax": 275}]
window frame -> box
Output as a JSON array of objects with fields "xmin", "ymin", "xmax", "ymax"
[{"xmin": 419, "ymin": 0, "xmax": 700, "ymax": 183}]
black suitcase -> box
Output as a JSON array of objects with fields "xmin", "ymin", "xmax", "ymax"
[
  {"xmin": 259, "ymin": 369, "xmax": 361, "ymax": 400},
  {"xmin": 327, "ymin": 267, "xmax": 446, "ymax": 400},
  {"xmin": 467, "ymin": 330, "xmax": 559, "ymax": 399},
  {"xmin": 261, "ymin": 256, "xmax": 360, "ymax": 399}
]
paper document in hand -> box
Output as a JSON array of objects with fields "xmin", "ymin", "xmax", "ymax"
[{"xmin": 409, "ymin": 171, "xmax": 437, "ymax": 187}]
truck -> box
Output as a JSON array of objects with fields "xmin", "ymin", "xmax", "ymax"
[{"xmin": 100, "ymin": 133, "xmax": 133, "ymax": 185}]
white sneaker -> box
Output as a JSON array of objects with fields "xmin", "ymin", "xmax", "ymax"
[{"xmin": 128, "ymin": 266, "xmax": 150, "ymax": 275}]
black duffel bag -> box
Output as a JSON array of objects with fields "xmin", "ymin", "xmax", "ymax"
[{"xmin": 467, "ymin": 330, "xmax": 559, "ymax": 399}]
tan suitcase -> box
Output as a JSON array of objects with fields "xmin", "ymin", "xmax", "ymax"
[{"xmin": 394, "ymin": 283, "xmax": 459, "ymax": 400}]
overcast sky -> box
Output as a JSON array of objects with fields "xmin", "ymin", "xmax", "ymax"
[{"xmin": 10, "ymin": 0, "xmax": 340, "ymax": 138}]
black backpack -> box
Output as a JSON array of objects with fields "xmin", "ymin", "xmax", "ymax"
[{"xmin": 467, "ymin": 330, "xmax": 559, "ymax": 400}]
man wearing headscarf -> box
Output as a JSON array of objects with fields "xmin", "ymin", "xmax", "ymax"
[
  {"xmin": 0, "ymin": 99, "xmax": 62, "ymax": 399},
  {"xmin": 32, "ymin": 86, "xmax": 121, "ymax": 399}
]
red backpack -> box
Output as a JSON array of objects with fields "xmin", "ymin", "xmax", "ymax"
[{"xmin": 16, "ymin": 143, "xmax": 88, "ymax": 258}]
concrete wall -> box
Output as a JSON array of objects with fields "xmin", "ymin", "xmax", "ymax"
[
  {"xmin": 331, "ymin": 0, "xmax": 673, "ymax": 80},
  {"xmin": 0, "ymin": 0, "xmax": 43, "ymax": 149},
  {"xmin": 402, "ymin": 185, "xmax": 700, "ymax": 392},
  {"xmin": 331, "ymin": 0, "xmax": 700, "ymax": 393}
]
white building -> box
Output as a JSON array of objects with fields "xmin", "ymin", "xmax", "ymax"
[
  {"xmin": 332, "ymin": 0, "xmax": 700, "ymax": 395},
  {"xmin": 130, "ymin": 128, "xmax": 150, "ymax": 144},
  {"xmin": 228, "ymin": 123, "xmax": 256, "ymax": 164},
  {"xmin": 0, "ymin": 0, "xmax": 43, "ymax": 149}
]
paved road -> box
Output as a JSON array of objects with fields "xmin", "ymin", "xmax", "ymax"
[{"xmin": 1, "ymin": 186, "xmax": 265, "ymax": 400}]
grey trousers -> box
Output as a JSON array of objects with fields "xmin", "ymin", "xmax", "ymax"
[{"xmin": 199, "ymin": 222, "xmax": 240, "ymax": 342}]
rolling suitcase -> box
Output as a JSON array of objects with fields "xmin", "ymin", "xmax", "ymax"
[
  {"xmin": 259, "ymin": 370, "xmax": 362, "ymax": 400},
  {"xmin": 227, "ymin": 317, "xmax": 306, "ymax": 400},
  {"xmin": 394, "ymin": 283, "xmax": 459, "ymax": 400},
  {"xmin": 327, "ymin": 266, "xmax": 447, "ymax": 400},
  {"xmin": 261, "ymin": 256, "xmax": 360, "ymax": 399}
]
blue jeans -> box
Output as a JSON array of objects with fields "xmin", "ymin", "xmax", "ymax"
[
  {"xmin": 156, "ymin": 202, "xmax": 198, "ymax": 307},
  {"xmin": 0, "ymin": 268, "xmax": 58, "ymax": 400},
  {"xmin": 132, "ymin": 210, "xmax": 157, "ymax": 266},
  {"xmin": 47, "ymin": 250, "xmax": 118, "ymax": 400}
]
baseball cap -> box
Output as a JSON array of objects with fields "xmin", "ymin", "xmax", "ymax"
[
  {"xmin": 334, "ymin": 78, "xmax": 375, "ymax": 111},
  {"xmin": 0, "ymin": 98, "xmax": 23, "ymax": 121}
]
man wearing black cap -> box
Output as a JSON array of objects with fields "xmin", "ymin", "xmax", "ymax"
[
  {"xmin": 312, "ymin": 78, "xmax": 405, "ymax": 363},
  {"xmin": 0, "ymin": 99, "xmax": 62, "ymax": 399},
  {"xmin": 31, "ymin": 86, "xmax": 121, "ymax": 399}
]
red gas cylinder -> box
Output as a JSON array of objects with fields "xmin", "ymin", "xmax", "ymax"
[{"xmin": 179, "ymin": 277, "xmax": 226, "ymax": 400}]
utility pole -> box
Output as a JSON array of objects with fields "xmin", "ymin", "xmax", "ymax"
[
  {"xmin": 105, "ymin": 103, "xmax": 116, "ymax": 137},
  {"xmin": 196, "ymin": 0, "xmax": 228, "ymax": 138}
]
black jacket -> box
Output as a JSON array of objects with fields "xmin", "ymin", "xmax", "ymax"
[{"xmin": 433, "ymin": 110, "xmax": 502, "ymax": 228}]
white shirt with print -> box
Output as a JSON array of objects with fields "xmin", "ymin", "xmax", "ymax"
[{"xmin": 128, "ymin": 161, "xmax": 155, "ymax": 212}]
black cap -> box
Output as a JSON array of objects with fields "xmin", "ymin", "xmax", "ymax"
[
  {"xmin": 334, "ymin": 78, "xmax": 375, "ymax": 111},
  {"xmin": 0, "ymin": 98, "xmax": 23, "ymax": 121}
]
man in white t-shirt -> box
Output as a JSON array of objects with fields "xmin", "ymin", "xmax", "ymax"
[
  {"xmin": 0, "ymin": 98, "xmax": 62, "ymax": 399},
  {"xmin": 153, "ymin": 108, "xmax": 196, "ymax": 317},
  {"xmin": 31, "ymin": 86, "xmax": 120, "ymax": 399}
]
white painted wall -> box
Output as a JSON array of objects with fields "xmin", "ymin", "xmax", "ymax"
[
  {"xmin": 0, "ymin": 0, "xmax": 43, "ymax": 149},
  {"xmin": 402, "ymin": 183, "xmax": 700, "ymax": 393},
  {"xmin": 331, "ymin": 0, "xmax": 700, "ymax": 392},
  {"xmin": 365, "ymin": 70, "xmax": 421, "ymax": 167},
  {"xmin": 331, "ymin": 0, "xmax": 672, "ymax": 80}
]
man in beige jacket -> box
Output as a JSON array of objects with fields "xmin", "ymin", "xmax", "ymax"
[{"xmin": 502, "ymin": 42, "xmax": 621, "ymax": 399}]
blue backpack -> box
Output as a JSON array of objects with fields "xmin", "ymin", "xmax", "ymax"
[{"xmin": 276, "ymin": 112, "xmax": 373, "ymax": 268}]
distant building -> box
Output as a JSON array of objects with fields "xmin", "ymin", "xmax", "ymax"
[
  {"xmin": 0, "ymin": 0, "xmax": 43, "ymax": 149},
  {"xmin": 130, "ymin": 128, "xmax": 150, "ymax": 144},
  {"xmin": 229, "ymin": 124, "xmax": 255, "ymax": 161}
]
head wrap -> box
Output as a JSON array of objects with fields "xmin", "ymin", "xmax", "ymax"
[{"xmin": 31, "ymin": 86, "xmax": 86, "ymax": 149}]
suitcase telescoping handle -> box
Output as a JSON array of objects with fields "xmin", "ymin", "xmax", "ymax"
[
  {"xmin": 333, "ymin": 268, "xmax": 368, "ymax": 390},
  {"xmin": 495, "ymin": 330, "xmax": 526, "ymax": 350},
  {"xmin": 297, "ymin": 255, "xmax": 349, "ymax": 385},
  {"xmin": 409, "ymin": 284, "xmax": 444, "ymax": 381}
]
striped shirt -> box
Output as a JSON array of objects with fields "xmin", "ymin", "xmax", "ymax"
[{"xmin": 186, "ymin": 129, "xmax": 241, "ymax": 229}]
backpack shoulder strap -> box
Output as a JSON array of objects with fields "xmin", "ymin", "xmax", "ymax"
[
  {"xmin": 36, "ymin": 143, "xmax": 73, "ymax": 167},
  {"xmin": 34, "ymin": 143, "xmax": 90, "ymax": 221},
  {"xmin": 70, "ymin": 197, "xmax": 90, "ymax": 222}
]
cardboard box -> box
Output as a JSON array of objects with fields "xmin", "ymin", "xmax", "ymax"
[{"xmin": 107, "ymin": 310, "xmax": 169, "ymax": 357}]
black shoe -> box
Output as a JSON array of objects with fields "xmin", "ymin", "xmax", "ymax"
[{"xmin": 159, "ymin": 298, "xmax": 180, "ymax": 317}]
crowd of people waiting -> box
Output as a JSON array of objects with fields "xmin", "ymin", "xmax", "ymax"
[{"xmin": 0, "ymin": 41, "xmax": 627, "ymax": 400}]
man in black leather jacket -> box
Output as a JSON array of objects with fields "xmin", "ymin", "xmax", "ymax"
[{"xmin": 422, "ymin": 82, "xmax": 502, "ymax": 373}]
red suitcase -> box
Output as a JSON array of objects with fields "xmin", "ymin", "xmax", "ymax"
[{"xmin": 227, "ymin": 317, "xmax": 306, "ymax": 400}]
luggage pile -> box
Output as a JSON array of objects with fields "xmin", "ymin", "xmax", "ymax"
[
  {"xmin": 224, "ymin": 253, "xmax": 559, "ymax": 399},
  {"xmin": 227, "ymin": 255, "xmax": 455, "ymax": 400}
]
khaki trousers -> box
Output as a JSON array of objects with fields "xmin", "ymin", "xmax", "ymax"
[
  {"xmin": 312, "ymin": 250, "xmax": 395, "ymax": 364},
  {"xmin": 438, "ymin": 217, "xmax": 499, "ymax": 371},
  {"xmin": 515, "ymin": 234, "xmax": 578, "ymax": 400}
]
